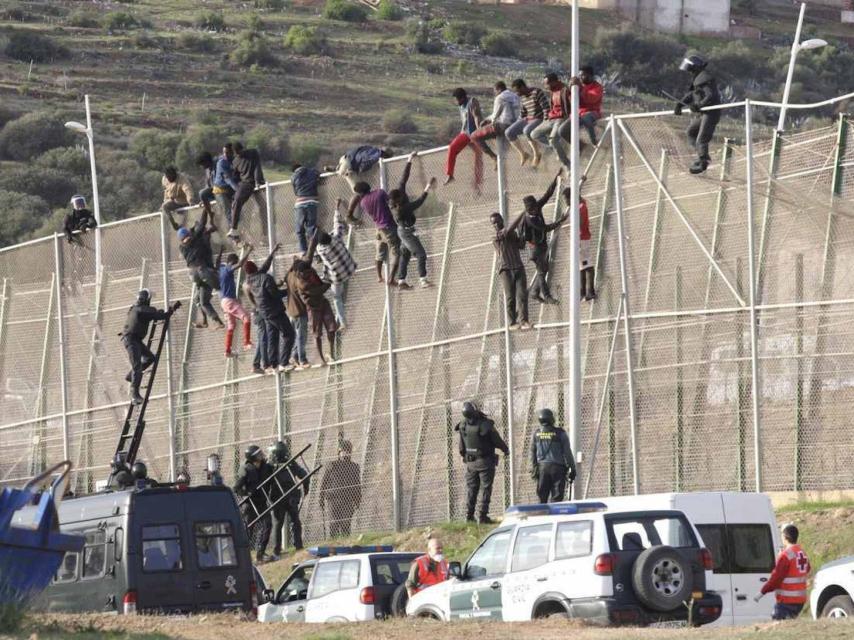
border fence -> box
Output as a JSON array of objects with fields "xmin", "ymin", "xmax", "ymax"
[{"xmin": 1, "ymin": 95, "xmax": 853, "ymax": 542}]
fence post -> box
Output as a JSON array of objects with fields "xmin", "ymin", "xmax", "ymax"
[
  {"xmin": 379, "ymin": 159, "xmax": 401, "ymax": 531},
  {"xmin": 744, "ymin": 100, "xmax": 763, "ymax": 492},
  {"xmin": 31, "ymin": 271, "xmax": 55, "ymax": 475},
  {"xmin": 794, "ymin": 254, "xmax": 804, "ymax": 491},
  {"xmin": 674, "ymin": 267, "xmax": 683, "ymax": 492},
  {"xmin": 0, "ymin": 278, "xmax": 9, "ymax": 407},
  {"xmin": 609, "ymin": 118, "xmax": 640, "ymax": 495},
  {"xmin": 159, "ymin": 213, "xmax": 178, "ymax": 481},
  {"xmin": 53, "ymin": 235, "xmax": 70, "ymax": 462}
]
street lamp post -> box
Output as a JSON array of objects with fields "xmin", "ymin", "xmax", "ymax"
[
  {"xmin": 778, "ymin": 3, "xmax": 827, "ymax": 131},
  {"xmin": 65, "ymin": 95, "xmax": 102, "ymax": 293}
]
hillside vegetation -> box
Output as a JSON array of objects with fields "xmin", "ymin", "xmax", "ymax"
[{"xmin": 0, "ymin": 0, "xmax": 852, "ymax": 248}]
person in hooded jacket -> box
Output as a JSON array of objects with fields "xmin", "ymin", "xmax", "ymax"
[{"xmin": 674, "ymin": 55, "xmax": 721, "ymax": 174}]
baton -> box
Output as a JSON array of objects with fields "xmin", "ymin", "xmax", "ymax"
[{"xmin": 662, "ymin": 90, "xmax": 690, "ymax": 107}]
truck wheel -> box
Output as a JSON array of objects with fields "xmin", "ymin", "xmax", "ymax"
[
  {"xmin": 631, "ymin": 546, "xmax": 693, "ymax": 613},
  {"xmin": 822, "ymin": 594, "xmax": 854, "ymax": 618},
  {"xmin": 390, "ymin": 583, "xmax": 409, "ymax": 617}
]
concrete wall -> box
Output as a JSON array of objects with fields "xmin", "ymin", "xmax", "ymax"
[{"xmin": 617, "ymin": 0, "xmax": 730, "ymax": 35}]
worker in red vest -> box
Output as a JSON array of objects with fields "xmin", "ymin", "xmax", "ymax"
[
  {"xmin": 405, "ymin": 536, "xmax": 449, "ymax": 597},
  {"xmin": 754, "ymin": 524, "xmax": 811, "ymax": 620}
]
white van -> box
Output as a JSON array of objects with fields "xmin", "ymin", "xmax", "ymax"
[{"xmin": 598, "ymin": 492, "xmax": 780, "ymax": 626}]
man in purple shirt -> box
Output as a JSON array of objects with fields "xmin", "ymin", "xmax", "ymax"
[{"xmin": 346, "ymin": 181, "xmax": 409, "ymax": 289}]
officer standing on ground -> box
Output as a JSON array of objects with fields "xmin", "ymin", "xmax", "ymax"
[
  {"xmin": 267, "ymin": 440, "xmax": 309, "ymax": 556},
  {"xmin": 674, "ymin": 54, "xmax": 721, "ymax": 175},
  {"xmin": 530, "ymin": 408, "xmax": 577, "ymax": 503},
  {"xmin": 754, "ymin": 523, "xmax": 811, "ymax": 620},
  {"xmin": 120, "ymin": 289, "xmax": 179, "ymax": 405},
  {"xmin": 456, "ymin": 401, "xmax": 509, "ymax": 524},
  {"xmin": 233, "ymin": 445, "xmax": 273, "ymax": 563}
]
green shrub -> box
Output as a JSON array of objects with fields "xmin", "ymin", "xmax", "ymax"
[
  {"xmin": 406, "ymin": 19, "xmax": 443, "ymax": 55},
  {"xmin": 443, "ymin": 21, "xmax": 485, "ymax": 46},
  {"xmin": 130, "ymin": 31, "xmax": 159, "ymax": 49},
  {"xmin": 245, "ymin": 124, "xmax": 289, "ymax": 164},
  {"xmin": 322, "ymin": 0, "xmax": 368, "ymax": 23},
  {"xmin": 0, "ymin": 111, "xmax": 72, "ymax": 161},
  {"xmin": 67, "ymin": 10, "xmax": 100, "ymax": 28},
  {"xmin": 382, "ymin": 109, "xmax": 417, "ymax": 134},
  {"xmin": 177, "ymin": 31, "xmax": 215, "ymax": 52},
  {"xmin": 102, "ymin": 12, "xmax": 146, "ymax": 31},
  {"xmin": 284, "ymin": 25, "xmax": 326, "ymax": 55},
  {"xmin": 34, "ymin": 147, "xmax": 91, "ymax": 177},
  {"xmin": 229, "ymin": 30, "xmax": 277, "ymax": 67},
  {"xmin": 196, "ymin": 11, "xmax": 226, "ymax": 32},
  {"xmin": 587, "ymin": 28, "xmax": 684, "ymax": 95},
  {"xmin": 246, "ymin": 14, "xmax": 265, "ymax": 33},
  {"xmin": 376, "ymin": 0, "xmax": 403, "ymax": 21},
  {"xmin": 130, "ymin": 130, "xmax": 182, "ymax": 170},
  {"xmin": 175, "ymin": 125, "xmax": 229, "ymax": 172},
  {"xmin": 0, "ymin": 166, "xmax": 77, "ymax": 207},
  {"xmin": 0, "ymin": 189, "xmax": 51, "ymax": 246},
  {"xmin": 0, "ymin": 106, "xmax": 20, "ymax": 128},
  {"xmin": 480, "ymin": 32, "xmax": 516, "ymax": 58},
  {"xmin": 95, "ymin": 148, "xmax": 163, "ymax": 220},
  {"xmin": 3, "ymin": 30, "xmax": 69, "ymax": 62},
  {"xmin": 289, "ymin": 136, "xmax": 324, "ymax": 166},
  {"xmin": 255, "ymin": 0, "xmax": 288, "ymax": 8}
]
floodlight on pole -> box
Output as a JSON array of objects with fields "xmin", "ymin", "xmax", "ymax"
[
  {"xmin": 778, "ymin": 4, "xmax": 827, "ymax": 132},
  {"xmin": 64, "ymin": 95, "xmax": 102, "ymax": 299}
]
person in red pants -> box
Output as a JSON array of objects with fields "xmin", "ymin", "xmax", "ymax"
[{"xmin": 444, "ymin": 88, "xmax": 496, "ymax": 192}]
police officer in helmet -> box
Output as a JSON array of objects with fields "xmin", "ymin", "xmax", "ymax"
[
  {"xmin": 120, "ymin": 289, "xmax": 180, "ymax": 405},
  {"xmin": 267, "ymin": 440, "xmax": 310, "ymax": 556},
  {"xmin": 233, "ymin": 444, "xmax": 273, "ymax": 563},
  {"xmin": 530, "ymin": 408, "xmax": 576, "ymax": 503},
  {"xmin": 674, "ymin": 54, "xmax": 721, "ymax": 175},
  {"xmin": 456, "ymin": 401, "xmax": 509, "ymax": 524}
]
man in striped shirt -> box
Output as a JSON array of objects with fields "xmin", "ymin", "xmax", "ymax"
[
  {"xmin": 311, "ymin": 203, "xmax": 358, "ymax": 331},
  {"xmin": 507, "ymin": 79, "xmax": 549, "ymax": 167}
]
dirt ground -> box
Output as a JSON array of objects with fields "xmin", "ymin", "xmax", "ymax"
[{"xmin": 10, "ymin": 613, "xmax": 854, "ymax": 640}]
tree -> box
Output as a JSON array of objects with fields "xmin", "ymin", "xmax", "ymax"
[
  {"xmin": 0, "ymin": 190, "xmax": 52, "ymax": 247},
  {"xmin": 3, "ymin": 31, "xmax": 69, "ymax": 63},
  {"xmin": 323, "ymin": 0, "xmax": 368, "ymax": 23},
  {"xmin": 0, "ymin": 112, "xmax": 73, "ymax": 161}
]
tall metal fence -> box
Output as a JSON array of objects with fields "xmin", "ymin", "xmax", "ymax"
[{"xmin": 1, "ymin": 96, "xmax": 852, "ymax": 542}]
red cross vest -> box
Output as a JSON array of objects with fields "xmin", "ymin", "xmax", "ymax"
[
  {"xmin": 414, "ymin": 554, "xmax": 448, "ymax": 593},
  {"xmin": 776, "ymin": 544, "xmax": 810, "ymax": 604}
]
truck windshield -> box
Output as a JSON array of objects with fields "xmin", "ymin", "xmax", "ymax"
[{"xmin": 607, "ymin": 514, "xmax": 697, "ymax": 551}]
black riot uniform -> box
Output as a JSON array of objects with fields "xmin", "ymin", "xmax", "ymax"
[
  {"xmin": 456, "ymin": 401, "xmax": 509, "ymax": 524},
  {"xmin": 267, "ymin": 441, "xmax": 309, "ymax": 554},
  {"xmin": 674, "ymin": 55, "xmax": 721, "ymax": 174},
  {"xmin": 120, "ymin": 289, "xmax": 177, "ymax": 405},
  {"xmin": 530, "ymin": 409, "xmax": 577, "ymax": 504},
  {"xmin": 233, "ymin": 445, "xmax": 273, "ymax": 562}
]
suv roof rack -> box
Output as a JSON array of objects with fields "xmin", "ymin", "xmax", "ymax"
[
  {"xmin": 503, "ymin": 501, "xmax": 608, "ymax": 519},
  {"xmin": 308, "ymin": 545, "xmax": 395, "ymax": 558}
]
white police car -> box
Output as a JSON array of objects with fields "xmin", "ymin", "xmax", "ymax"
[
  {"xmin": 257, "ymin": 546, "xmax": 419, "ymax": 623},
  {"xmin": 406, "ymin": 501, "xmax": 723, "ymax": 626},
  {"xmin": 810, "ymin": 556, "xmax": 854, "ymax": 618}
]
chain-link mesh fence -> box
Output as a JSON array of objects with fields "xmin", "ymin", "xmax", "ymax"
[{"xmin": 1, "ymin": 101, "xmax": 853, "ymax": 545}]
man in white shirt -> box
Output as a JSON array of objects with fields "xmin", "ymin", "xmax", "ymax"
[{"xmin": 471, "ymin": 81, "xmax": 521, "ymax": 164}]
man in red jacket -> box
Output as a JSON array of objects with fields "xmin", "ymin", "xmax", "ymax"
[
  {"xmin": 405, "ymin": 536, "xmax": 449, "ymax": 597},
  {"xmin": 754, "ymin": 524, "xmax": 810, "ymax": 620},
  {"xmin": 561, "ymin": 187, "xmax": 594, "ymax": 301},
  {"xmin": 571, "ymin": 65, "xmax": 604, "ymax": 146}
]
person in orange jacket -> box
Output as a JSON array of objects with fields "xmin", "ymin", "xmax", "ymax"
[
  {"xmin": 754, "ymin": 523, "xmax": 811, "ymax": 620},
  {"xmin": 405, "ymin": 536, "xmax": 449, "ymax": 597}
]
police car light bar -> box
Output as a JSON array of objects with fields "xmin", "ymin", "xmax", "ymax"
[
  {"xmin": 504, "ymin": 501, "xmax": 608, "ymax": 518},
  {"xmin": 308, "ymin": 545, "xmax": 395, "ymax": 558}
]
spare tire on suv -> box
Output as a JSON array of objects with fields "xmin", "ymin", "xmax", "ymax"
[{"xmin": 631, "ymin": 546, "xmax": 693, "ymax": 612}]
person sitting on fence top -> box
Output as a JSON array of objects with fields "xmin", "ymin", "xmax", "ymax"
[
  {"xmin": 291, "ymin": 163, "xmax": 321, "ymax": 254},
  {"xmin": 315, "ymin": 203, "xmax": 357, "ymax": 331},
  {"xmin": 388, "ymin": 151, "xmax": 438, "ymax": 289},
  {"xmin": 347, "ymin": 180, "xmax": 409, "ymax": 290},
  {"xmin": 470, "ymin": 81, "xmax": 522, "ymax": 160},
  {"xmin": 444, "ymin": 88, "xmax": 496, "ymax": 191},
  {"xmin": 216, "ymin": 245, "xmax": 254, "ymax": 358},
  {"xmin": 63, "ymin": 195, "xmax": 97, "ymax": 244},
  {"xmin": 571, "ymin": 65, "xmax": 604, "ymax": 147},
  {"xmin": 561, "ymin": 186, "xmax": 595, "ymax": 301},
  {"xmin": 196, "ymin": 151, "xmax": 222, "ymax": 225},
  {"xmin": 507, "ymin": 79, "xmax": 550, "ymax": 167},
  {"xmin": 230, "ymin": 141, "xmax": 266, "ymax": 242},
  {"xmin": 160, "ymin": 166, "xmax": 195, "ymax": 216},
  {"xmin": 329, "ymin": 145, "xmax": 393, "ymax": 191},
  {"xmin": 520, "ymin": 170, "xmax": 567, "ymax": 305},
  {"xmin": 490, "ymin": 210, "xmax": 531, "ymax": 330},
  {"xmin": 531, "ymin": 73, "xmax": 573, "ymax": 169}
]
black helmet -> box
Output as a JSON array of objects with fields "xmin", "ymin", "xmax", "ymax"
[
  {"xmin": 245, "ymin": 444, "xmax": 264, "ymax": 462},
  {"xmin": 679, "ymin": 55, "xmax": 707, "ymax": 73},
  {"xmin": 538, "ymin": 408, "xmax": 555, "ymax": 426},
  {"xmin": 131, "ymin": 461, "xmax": 148, "ymax": 480},
  {"xmin": 137, "ymin": 288, "xmax": 151, "ymax": 305},
  {"xmin": 462, "ymin": 401, "xmax": 479, "ymax": 420},
  {"xmin": 268, "ymin": 440, "xmax": 289, "ymax": 464}
]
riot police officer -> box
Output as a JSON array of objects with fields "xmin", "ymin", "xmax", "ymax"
[
  {"xmin": 674, "ymin": 54, "xmax": 721, "ymax": 175},
  {"xmin": 267, "ymin": 440, "xmax": 309, "ymax": 555},
  {"xmin": 530, "ymin": 408, "xmax": 576, "ymax": 503},
  {"xmin": 233, "ymin": 444, "xmax": 273, "ymax": 563},
  {"xmin": 120, "ymin": 289, "xmax": 179, "ymax": 405},
  {"xmin": 456, "ymin": 401, "xmax": 509, "ymax": 524}
]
